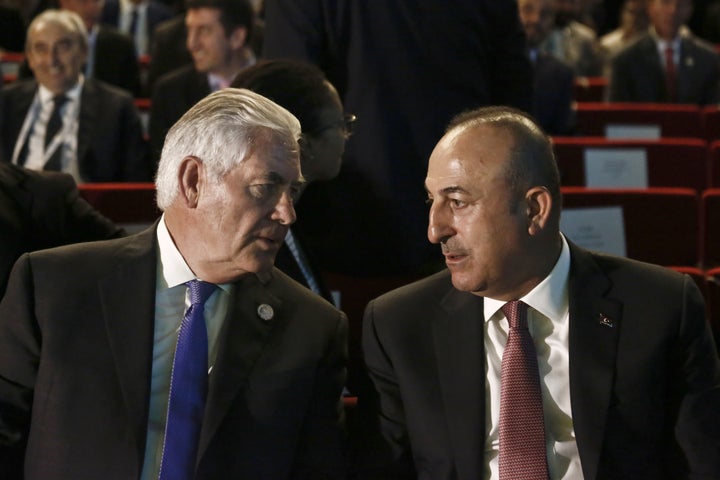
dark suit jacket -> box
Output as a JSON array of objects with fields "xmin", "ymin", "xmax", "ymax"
[
  {"xmin": 357, "ymin": 242, "xmax": 720, "ymax": 479},
  {"xmin": 149, "ymin": 65, "xmax": 210, "ymax": 163},
  {"xmin": 0, "ymin": 163, "xmax": 123, "ymax": 298},
  {"xmin": 0, "ymin": 78, "xmax": 151, "ymax": 182},
  {"xmin": 263, "ymin": 0, "xmax": 533, "ymax": 275},
  {"xmin": 0, "ymin": 224, "xmax": 348, "ymax": 479},
  {"xmin": 609, "ymin": 33, "xmax": 720, "ymax": 105},
  {"xmin": 94, "ymin": 25, "xmax": 144, "ymax": 97},
  {"xmin": 147, "ymin": 15, "xmax": 192, "ymax": 92},
  {"xmin": 18, "ymin": 25, "xmax": 142, "ymax": 97},
  {"xmin": 533, "ymin": 51, "xmax": 575, "ymax": 135}
]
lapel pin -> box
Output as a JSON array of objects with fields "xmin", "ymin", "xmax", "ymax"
[
  {"xmin": 257, "ymin": 304, "xmax": 274, "ymax": 321},
  {"xmin": 598, "ymin": 313, "xmax": 614, "ymax": 328}
]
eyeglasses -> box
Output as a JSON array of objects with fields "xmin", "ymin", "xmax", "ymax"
[
  {"xmin": 317, "ymin": 113, "xmax": 357, "ymax": 139},
  {"xmin": 342, "ymin": 114, "xmax": 357, "ymax": 137}
]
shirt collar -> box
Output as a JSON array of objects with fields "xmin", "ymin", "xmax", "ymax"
[
  {"xmin": 650, "ymin": 25, "xmax": 689, "ymax": 51},
  {"xmin": 121, "ymin": 0, "xmax": 147, "ymax": 13},
  {"xmin": 156, "ymin": 214, "xmax": 196, "ymax": 289},
  {"xmin": 38, "ymin": 75, "xmax": 84, "ymax": 104},
  {"xmin": 484, "ymin": 233, "xmax": 571, "ymax": 323},
  {"xmin": 156, "ymin": 215, "xmax": 232, "ymax": 293}
]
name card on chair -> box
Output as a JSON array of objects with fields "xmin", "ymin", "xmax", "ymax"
[
  {"xmin": 605, "ymin": 124, "xmax": 661, "ymax": 139},
  {"xmin": 584, "ymin": 148, "xmax": 648, "ymax": 188},
  {"xmin": 560, "ymin": 206, "xmax": 626, "ymax": 257}
]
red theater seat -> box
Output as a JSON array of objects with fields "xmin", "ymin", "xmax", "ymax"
[
  {"xmin": 573, "ymin": 77, "xmax": 608, "ymax": 102},
  {"xmin": 561, "ymin": 187, "xmax": 699, "ymax": 267},
  {"xmin": 702, "ymin": 189, "xmax": 720, "ymax": 268},
  {"xmin": 575, "ymin": 103, "xmax": 703, "ymax": 138},
  {"xmin": 552, "ymin": 137, "xmax": 709, "ymax": 191},
  {"xmin": 78, "ymin": 182, "xmax": 160, "ymax": 224}
]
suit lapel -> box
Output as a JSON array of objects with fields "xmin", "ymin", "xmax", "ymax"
[
  {"xmin": 198, "ymin": 271, "xmax": 282, "ymax": 457},
  {"xmin": 638, "ymin": 36, "xmax": 667, "ymax": 101},
  {"xmin": 433, "ymin": 282, "xmax": 486, "ymax": 480},
  {"xmin": 567, "ymin": 244, "xmax": 622, "ymax": 480},
  {"xmin": 98, "ymin": 226, "xmax": 157, "ymax": 461},
  {"xmin": 677, "ymin": 37, "xmax": 698, "ymax": 103}
]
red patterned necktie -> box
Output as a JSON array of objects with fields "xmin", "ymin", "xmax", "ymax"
[
  {"xmin": 498, "ymin": 301, "xmax": 549, "ymax": 480},
  {"xmin": 665, "ymin": 46, "xmax": 677, "ymax": 103}
]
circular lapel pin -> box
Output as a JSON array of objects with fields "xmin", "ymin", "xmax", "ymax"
[{"xmin": 257, "ymin": 304, "xmax": 274, "ymax": 321}]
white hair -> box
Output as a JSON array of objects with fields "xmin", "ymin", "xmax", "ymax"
[
  {"xmin": 155, "ymin": 88, "xmax": 302, "ymax": 210},
  {"xmin": 26, "ymin": 9, "xmax": 89, "ymax": 52}
]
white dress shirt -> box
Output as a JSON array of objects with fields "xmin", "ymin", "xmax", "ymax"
[
  {"xmin": 140, "ymin": 216, "xmax": 231, "ymax": 479},
  {"xmin": 12, "ymin": 79, "xmax": 83, "ymax": 182},
  {"xmin": 483, "ymin": 234, "xmax": 583, "ymax": 479}
]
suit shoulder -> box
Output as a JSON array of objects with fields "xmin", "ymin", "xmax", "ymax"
[
  {"xmin": 579, "ymin": 248, "xmax": 690, "ymax": 291},
  {"xmin": 154, "ymin": 65, "xmax": 198, "ymax": 89},
  {"xmin": 684, "ymin": 36, "xmax": 720, "ymax": 65},
  {"xmin": 19, "ymin": 166, "xmax": 76, "ymax": 198},
  {"xmin": 270, "ymin": 267, "xmax": 342, "ymax": 317},
  {"xmin": 85, "ymin": 78, "xmax": 134, "ymax": 102},
  {"xmin": 1, "ymin": 79, "xmax": 36, "ymax": 97},
  {"xmin": 28, "ymin": 227, "xmax": 151, "ymax": 267},
  {"xmin": 372, "ymin": 269, "xmax": 452, "ymax": 309}
]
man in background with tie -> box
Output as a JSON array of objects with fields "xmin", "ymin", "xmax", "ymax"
[
  {"xmin": 0, "ymin": 9, "xmax": 150, "ymax": 182},
  {"xmin": 354, "ymin": 106, "xmax": 720, "ymax": 479},
  {"xmin": 0, "ymin": 88, "xmax": 348, "ymax": 479},
  {"xmin": 149, "ymin": 0, "xmax": 256, "ymax": 165},
  {"xmin": 609, "ymin": 0, "xmax": 720, "ymax": 104},
  {"xmin": 100, "ymin": 0, "xmax": 175, "ymax": 58}
]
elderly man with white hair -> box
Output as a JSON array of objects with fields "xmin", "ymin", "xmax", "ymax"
[{"xmin": 0, "ymin": 87, "xmax": 348, "ymax": 480}]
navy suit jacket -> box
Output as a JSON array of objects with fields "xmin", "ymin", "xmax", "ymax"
[
  {"xmin": 609, "ymin": 33, "xmax": 720, "ymax": 105},
  {"xmin": 357, "ymin": 241, "xmax": 720, "ymax": 479},
  {"xmin": 0, "ymin": 224, "xmax": 348, "ymax": 479},
  {"xmin": 0, "ymin": 79, "xmax": 151, "ymax": 182}
]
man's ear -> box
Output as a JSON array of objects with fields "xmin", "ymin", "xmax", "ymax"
[
  {"xmin": 525, "ymin": 186, "xmax": 553, "ymax": 236},
  {"xmin": 229, "ymin": 26, "xmax": 248, "ymax": 49},
  {"xmin": 177, "ymin": 156, "xmax": 202, "ymax": 208}
]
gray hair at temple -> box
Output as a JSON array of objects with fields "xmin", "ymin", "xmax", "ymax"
[
  {"xmin": 26, "ymin": 9, "xmax": 89, "ymax": 52},
  {"xmin": 155, "ymin": 88, "xmax": 302, "ymax": 210}
]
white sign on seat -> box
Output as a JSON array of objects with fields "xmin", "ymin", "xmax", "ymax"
[
  {"xmin": 584, "ymin": 148, "xmax": 648, "ymax": 188},
  {"xmin": 560, "ymin": 206, "xmax": 626, "ymax": 257}
]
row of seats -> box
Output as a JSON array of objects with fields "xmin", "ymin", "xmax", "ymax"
[
  {"xmin": 75, "ymin": 183, "xmax": 720, "ymax": 270},
  {"xmin": 573, "ymin": 102, "xmax": 720, "ymax": 141},
  {"xmin": 553, "ymin": 137, "xmax": 720, "ymax": 191}
]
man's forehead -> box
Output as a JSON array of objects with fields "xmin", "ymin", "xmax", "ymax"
[
  {"xmin": 241, "ymin": 150, "xmax": 301, "ymax": 180},
  {"xmin": 30, "ymin": 23, "xmax": 75, "ymax": 41}
]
